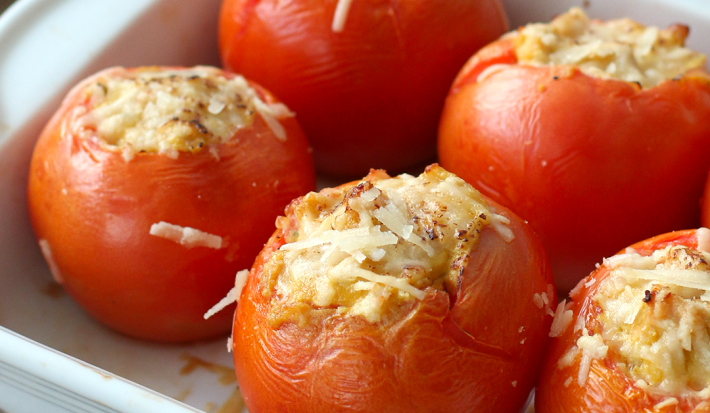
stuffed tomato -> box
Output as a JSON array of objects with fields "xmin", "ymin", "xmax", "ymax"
[
  {"xmin": 219, "ymin": 0, "xmax": 508, "ymax": 177},
  {"xmin": 27, "ymin": 66, "xmax": 315, "ymax": 342},
  {"xmin": 438, "ymin": 8, "xmax": 710, "ymax": 292},
  {"xmin": 232, "ymin": 164, "xmax": 554, "ymax": 413},
  {"xmin": 537, "ymin": 229, "xmax": 710, "ymax": 412}
]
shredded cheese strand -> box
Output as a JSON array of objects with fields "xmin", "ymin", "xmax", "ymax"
[
  {"xmin": 331, "ymin": 0, "xmax": 354, "ymax": 32},
  {"xmin": 329, "ymin": 258, "xmax": 426, "ymax": 300},
  {"xmin": 613, "ymin": 268, "xmax": 710, "ymax": 291},
  {"xmin": 204, "ymin": 269, "xmax": 249, "ymax": 319}
]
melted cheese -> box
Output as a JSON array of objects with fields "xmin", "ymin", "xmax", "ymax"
[
  {"xmin": 72, "ymin": 67, "xmax": 293, "ymax": 159},
  {"xmin": 514, "ymin": 8, "xmax": 706, "ymax": 88},
  {"xmin": 263, "ymin": 166, "xmax": 497, "ymax": 326},
  {"xmin": 593, "ymin": 243, "xmax": 710, "ymax": 395}
]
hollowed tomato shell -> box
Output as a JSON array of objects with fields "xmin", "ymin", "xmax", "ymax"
[
  {"xmin": 218, "ymin": 0, "xmax": 508, "ymax": 177},
  {"xmin": 27, "ymin": 66, "xmax": 316, "ymax": 342},
  {"xmin": 438, "ymin": 38, "xmax": 710, "ymax": 293},
  {"xmin": 232, "ymin": 186, "xmax": 555, "ymax": 412},
  {"xmin": 536, "ymin": 229, "xmax": 708, "ymax": 413}
]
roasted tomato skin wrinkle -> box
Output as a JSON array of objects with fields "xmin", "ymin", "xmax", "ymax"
[
  {"xmin": 27, "ymin": 67, "xmax": 316, "ymax": 343},
  {"xmin": 439, "ymin": 38, "xmax": 710, "ymax": 292},
  {"xmin": 232, "ymin": 178, "xmax": 554, "ymax": 413},
  {"xmin": 536, "ymin": 230, "xmax": 709, "ymax": 413},
  {"xmin": 219, "ymin": 0, "xmax": 509, "ymax": 177}
]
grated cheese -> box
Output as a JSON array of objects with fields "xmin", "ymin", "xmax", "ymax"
[
  {"xmin": 576, "ymin": 328, "xmax": 608, "ymax": 386},
  {"xmin": 72, "ymin": 67, "xmax": 294, "ymax": 159},
  {"xmin": 329, "ymin": 257, "xmax": 426, "ymax": 300},
  {"xmin": 490, "ymin": 213, "xmax": 515, "ymax": 242},
  {"xmin": 38, "ymin": 239, "xmax": 63, "ymax": 284},
  {"xmin": 697, "ymin": 227, "xmax": 710, "ymax": 254},
  {"xmin": 514, "ymin": 8, "xmax": 706, "ymax": 88},
  {"xmin": 204, "ymin": 287, "xmax": 238, "ymax": 320},
  {"xmin": 653, "ymin": 398, "xmax": 679, "ymax": 409},
  {"xmin": 331, "ymin": 0, "xmax": 354, "ymax": 33},
  {"xmin": 557, "ymin": 346, "xmax": 579, "ymax": 369},
  {"xmin": 149, "ymin": 221, "xmax": 222, "ymax": 249},
  {"xmin": 264, "ymin": 165, "xmax": 496, "ymax": 325},
  {"xmin": 549, "ymin": 300, "xmax": 574, "ymax": 337},
  {"xmin": 371, "ymin": 205, "xmax": 434, "ymax": 256},
  {"xmin": 593, "ymin": 242, "xmax": 710, "ymax": 395},
  {"xmin": 204, "ymin": 269, "xmax": 249, "ymax": 319},
  {"xmin": 573, "ymin": 313, "xmax": 586, "ymax": 333}
]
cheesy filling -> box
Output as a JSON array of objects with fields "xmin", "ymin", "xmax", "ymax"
[
  {"xmin": 70, "ymin": 67, "xmax": 293, "ymax": 160},
  {"xmin": 261, "ymin": 166, "xmax": 511, "ymax": 326},
  {"xmin": 514, "ymin": 8, "xmax": 706, "ymax": 88},
  {"xmin": 593, "ymin": 244, "xmax": 710, "ymax": 395}
]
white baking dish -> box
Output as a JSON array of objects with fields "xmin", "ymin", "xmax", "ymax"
[{"xmin": 0, "ymin": 0, "xmax": 708, "ymax": 411}]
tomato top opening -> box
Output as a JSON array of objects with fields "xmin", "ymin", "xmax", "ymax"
[
  {"xmin": 259, "ymin": 165, "xmax": 515, "ymax": 326},
  {"xmin": 513, "ymin": 8, "xmax": 706, "ymax": 88},
  {"xmin": 571, "ymin": 229, "xmax": 710, "ymax": 396},
  {"xmin": 69, "ymin": 66, "xmax": 295, "ymax": 160}
]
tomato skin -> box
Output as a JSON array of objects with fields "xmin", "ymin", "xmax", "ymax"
[
  {"xmin": 27, "ymin": 67, "xmax": 316, "ymax": 343},
  {"xmin": 439, "ymin": 38, "xmax": 710, "ymax": 292},
  {"xmin": 219, "ymin": 0, "xmax": 508, "ymax": 177},
  {"xmin": 536, "ymin": 230, "xmax": 707, "ymax": 413},
  {"xmin": 232, "ymin": 182, "xmax": 554, "ymax": 413}
]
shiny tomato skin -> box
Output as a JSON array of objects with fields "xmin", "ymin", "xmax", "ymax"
[
  {"xmin": 219, "ymin": 0, "xmax": 508, "ymax": 177},
  {"xmin": 27, "ymin": 67, "xmax": 316, "ymax": 343},
  {"xmin": 232, "ymin": 183, "xmax": 554, "ymax": 413},
  {"xmin": 536, "ymin": 230, "xmax": 707, "ymax": 413},
  {"xmin": 439, "ymin": 38, "xmax": 710, "ymax": 292}
]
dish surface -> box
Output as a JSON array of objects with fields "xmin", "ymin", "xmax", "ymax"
[{"xmin": 0, "ymin": 0, "xmax": 708, "ymax": 411}]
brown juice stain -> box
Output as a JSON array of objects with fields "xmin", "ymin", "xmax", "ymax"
[
  {"xmin": 180, "ymin": 354, "xmax": 244, "ymax": 412},
  {"xmin": 41, "ymin": 282, "xmax": 65, "ymax": 299},
  {"xmin": 216, "ymin": 389, "xmax": 245, "ymax": 413},
  {"xmin": 174, "ymin": 388, "xmax": 191, "ymax": 402},
  {"xmin": 179, "ymin": 353, "xmax": 237, "ymax": 386}
]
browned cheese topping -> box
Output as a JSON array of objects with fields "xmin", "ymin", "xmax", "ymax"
[
  {"xmin": 258, "ymin": 166, "xmax": 514, "ymax": 327},
  {"xmin": 584, "ymin": 242, "xmax": 710, "ymax": 396},
  {"xmin": 513, "ymin": 8, "xmax": 706, "ymax": 88},
  {"xmin": 66, "ymin": 66, "xmax": 293, "ymax": 161}
]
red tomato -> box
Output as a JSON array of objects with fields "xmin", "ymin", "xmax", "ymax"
[
  {"xmin": 232, "ymin": 166, "xmax": 554, "ymax": 413},
  {"xmin": 536, "ymin": 229, "xmax": 708, "ymax": 412},
  {"xmin": 27, "ymin": 66, "xmax": 316, "ymax": 342},
  {"xmin": 218, "ymin": 0, "xmax": 508, "ymax": 177},
  {"xmin": 438, "ymin": 36, "xmax": 710, "ymax": 292}
]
